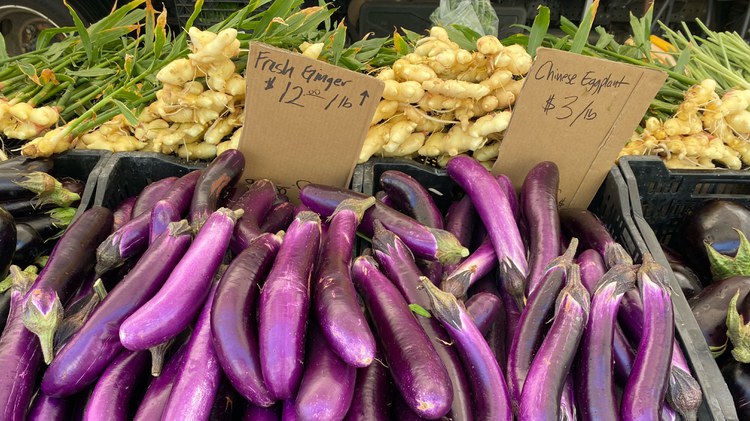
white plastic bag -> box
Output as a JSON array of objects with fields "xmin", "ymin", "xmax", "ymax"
[{"xmin": 429, "ymin": 0, "xmax": 499, "ymax": 37}]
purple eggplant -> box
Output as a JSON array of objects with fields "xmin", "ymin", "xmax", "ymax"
[
  {"xmin": 507, "ymin": 239, "xmax": 577, "ymax": 411},
  {"xmin": 23, "ymin": 206, "xmax": 113, "ymax": 363},
  {"xmin": 690, "ymin": 275, "xmax": 750, "ymax": 355},
  {"xmin": 222, "ymin": 183, "xmax": 249, "ymax": 207},
  {"xmin": 351, "ymin": 256, "xmax": 453, "ymax": 420},
  {"xmin": 0, "ymin": 156, "xmax": 53, "ymax": 172},
  {"xmin": 560, "ymin": 376, "xmax": 575, "ymax": 421},
  {"xmin": 27, "ymin": 392, "xmax": 72, "ymax": 420},
  {"xmin": 211, "ymin": 232, "xmax": 281, "ymax": 407},
  {"xmin": 559, "ymin": 208, "xmax": 620, "ymax": 265},
  {"xmin": 441, "ymin": 238, "xmax": 496, "ymax": 298},
  {"xmin": 496, "ymin": 174, "xmax": 519, "ymax": 222},
  {"xmin": 577, "ymin": 264, "xmax": 636, "ymax": 421},
  {"xmin": 95, "ymin": 170, "xmax": 200, "ymax": 275},
  {"xmin": 51, "ymin": 277, "xmax": 107, "ymax": 352},
  {"xmin": 283, "ymin": 399, "xmax": 297, "ymax": 421},
  {"xmin": 344, "ymin": 351, "xmax": 391, "ymax": 421},
  {"xmin": 133, "ymin": 343, "xmax": 186, "ymax": 421},
  {"xmin": 519, "ymin": 264, "xmax": 590, "ymax": 421},
  {"xmin": 230, "ymin": 179, "xmax": 277, "ymax": 253},
  {"xmin": 148, "ymin": 200, "xmax": 180, "ymax": 244},
  {"xmin": 15, "ymin": 206, "xmax": 75, "ymax": 241},
  {"xmin": 112, "ymin": 197, "xmax": 136, "ymax": 231},
  {"xmin": 244, "ymin": 403, "xmax": 281, "ymax": 421},
  {"xmin": 12, "ymin": 221, "xmax": 48, "ymax": 266},
  {"xmin": 380, "ymin": 170, "xmax": 444, "ymax": 229},
  {"xmin": 499, "ymin": 271, "xmax": 521, "ymax": 373},
  {"xmin": 209, "ymin": 377, "xmax": 242, "ymax": 421},
  {"xmin": 0, "ymin": 170, "xmax": 77, "ymax": 203},
  {"xmin": 119, "ymin": 208, "xmax": 240, "ymax": 350},
  {"xmin": 161, "ymin": 278, "xmax": 222, "ymax": 421},
  {"xmin": 728, "ymin": 291, "xmax": 750, "ymax": 363},
  {"xmin": 444, "ymin": 195, "xmax": 475, "ymax": 250},
  {"xmin": 315, "ymin": 198, "xmax": 377, "ymax": 368},
  {"xmin": 294, "ymin": 326, "xmax": 356, "ymax": 421},
  {"xmin": 0, "ymin": 207, "xmax": 16, "ymax": 276},
  {"xmin": 578, "ymin": 248, "xmax": 606, "ymax": 293},
  {"xmin": 132, "ymin": 176, "xmax": 177, "ymax": 217},
  {"xmin": 445, "ymin": 156, "xmax": 527, "ymax": 308},
  {"xmin": 621, "ymin": 254, "xmax": 675, "ymax": 420},
  {"xmin": 465, "ymin": 292, "xmax": 503, "ymax": 336},
  {"xmin": 719, "ymin": 355, "xmax": 750, "ymax": 420},
  {"xmin": 421, "ymin": 278, "xmax": 513, "ymax": 420},
  {"xmin": 82, "ymin": 349, "xmax": 149, "ymax": 421},
  {"xmin": 41, "ymin": 221, "xmax": 192, "ymax": 397},
  {"xmin": 259, "ymin": 211, "xmax": 321, "ymax": 400},
  {"xmin": 520, "ymin": 162, "xmax": 561, "ymax": 295},
  {"xmin": 190, "ymin": 149, "xmax": 244, "ymax": 231},
  {"xmin": 371, "ymin": 223, "xmax": 472, "ymax": 421},
  {"xmin": 260, "ymin": 201, "xmax": 295, "ymax": 233},
  {"xmin": 299, "ymin": 184, "xmax": 467, "ymax": 264}
]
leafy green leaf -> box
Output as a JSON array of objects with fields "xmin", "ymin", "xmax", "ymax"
[
  {"xmin": 527, "ymin": 5, "xmax": 550, "ymax": 57},
  {"xmin": 553, "ymin": 35, "xmax": 570, "ymax": 50},
  {"xmin": 594, "ymin": 26, "xmax": 614, "ymax": 49},
  {"xmin": 67, "ymin": 68, "xmax": 117, "ymax": 78},
  {"xmin": 330, "ymin": 22, "xmax": 347, "ymax": 66},
  {"xmin": 674, "ymin": 47, "xmax": 691, "ymax": 74},
  {"xmin": 0, "ymin": 34, "xmax": 8, "ymax": 62},
  {"xmin": 570, "ymin": 0, "xmax": 598, "ymax": 54},
  {"xmin": 64, "ymin": 0, "xmax": 95, "ymax": 63},
  {"xmin": 393, "ymin": 32, "xmax": 410, "ymax": 56},
  {"xmin": 409, "ymin": 304, "xmax": 431, "ymax": 318},
  {"xmin": 443, "ymin": 25, "xmax": 477, "ymax": 51},
  {"xmin": 111, "ymin": 99, "xmax": 139, "ymax": 125}
]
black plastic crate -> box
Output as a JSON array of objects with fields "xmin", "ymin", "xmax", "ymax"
[
  {"xmin": 93, "ymin": 152, "xmax": 206, "ymax": 211},
  {"xmin": 46, "ymin": 150, "xmax": 111, "ymax": 221},
  {"xmin": 175, "ymin": 0, "xmax": 250, "ymax": 28},
  {"xmin": 353, "ymin": 156, "xmax": 736, "ymax": 420}
]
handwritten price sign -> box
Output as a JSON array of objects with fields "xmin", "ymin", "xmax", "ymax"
[{"xmin": 494, "ymin": 47, "xmax": 666, "ymax": 208}]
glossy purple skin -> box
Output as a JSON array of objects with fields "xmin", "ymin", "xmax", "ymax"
[
  {"xmin": 446, "ymin": 156, "xmax": 527, "ymax": 275},
  {"xmin": 211, "ymin": 233, "xmax": 281, "ymax": 406},
  {"xmin": 223, "ymin": 184, "xmax": 249, "ymax": 209},
  {"xmin": 519, "ymin": 292, "xmax": 588, "ymax": 421},
  {"xmin": 294, "ymin": 327, "xmax": 356, "ymax": 421},
  {"xmin": 244, "ymin": 403, "xmax": 280, "ymax": 421},
  {"xmin": 299, "ymin": 184, "xmax": 461, "ymax": 263},
  {"xmin": 690, "ymin": 276, "xmax": 750, "ymax": 351},
  {"xmin": 230, "ymin": 179, "xmax": 277, "ymax": 253},
  {"xmin": 466, "ymin": 292, "xmax": 503, "ymax": 336},
  {"xmin": 344, "ymin": 352, "xmax": 391, "ymax": 421},
  {"xmin": 132, "ymin": 177, "xmax": 177, "ymax": 217},
  {"xmin": 372, "ymin": 226, "xmax": 471, "ymax": 421},
  {"xmin": 148, "ymin": 200, "xmax": 180, "ymax": 244},
  {"xmin": 613, "ymin": 323, "xmax": 636, "ymax": 384},
  {"xmin": 315, "ymin": 208, "xmax": 376, "ymax": 368},
  {"xmin": 27, "ymin": 392, "xmax": 71, "ymax": 420},
  {"xmin": 160, "ymin": 170, "xmax": 203, "ymax": 213},
  {"xmin": 499, "ymin": 275, "xmax": 521, "ymax": 371},
  {"xmin": 560, "ymin": 376, "xmax": 575, "ymax": 421},
  {"xmin": 282, "ymin": 399, "xmax": 297, "ymax": 421},
  {"xmin": 559, "ymin": 208, "xmax": 614, "ymax": 261},
  {"xmin": 42, "ymin": 224, "xmax": 192, "ymax": 397},
  {"xmin": 380, "ymin": 170, "xmax": 444, "ymax": 229},
  {"xmin": 443, "ymin": 195, "xmax": 475, "ymax": 273},
  {"xmin": 621, "ymin": 269, "xmax": 674, "ymax": 420},
  {"xmin": 259, "ymin": 212, "xmax": 321, "ymax": 400},
  {"xmin": 83, "ymin": 349, "xmax": 149, "ymax": 421},
  {"xmin": 133, "ymin": 345, "xmax": 186, "ymax": 421},
  {"xmin": 442, "ymin": 238, "xmax": 496, "ymax": 297},
  {"xmin": 161, "ymin": 281, "xmax": 222, "ymax": 421},
  {"xmin": 0, "ymin": 289, "xmax": 43, "ymax": 421},
  {"xmin": 351, "ymin": 256, "xmax": 453, "ymax": 420},
  {"xmin": 520, "ymin": 162, "xmax": 561, "ymax": 295},
  {"xmin": 119, "ymin": 209, "xmax": 236, "ymax": 350},
  {"xmin": 190, "ymin": 149, "xmax": 244, "ymax": 231},
  {"xmin": 578, "ymin": 249, "xmax": 606, "ymax": 293},
  {"xmin": 112, "ymin": 196, "xmax": 136, "ymax": 231},
  {"xmin": 496, "ymin": 174, "xmax": 519, "ymax": 222},
  {"xmin": 261, "ymin": 201, "xmax": 295, "ymax": 233}
]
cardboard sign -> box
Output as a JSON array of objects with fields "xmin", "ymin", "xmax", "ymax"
[
  {"xmin": 493, "ymin": 47, "xmax": 667, "ymax": 208},
  {"xmin": 239, "ymin": 43, "xmax": 384, "ymax": 202}
]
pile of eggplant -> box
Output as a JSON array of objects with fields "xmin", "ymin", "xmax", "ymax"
[{"xmin": 0, "ymin": 150, "xmax": 701, "ymax": 420}]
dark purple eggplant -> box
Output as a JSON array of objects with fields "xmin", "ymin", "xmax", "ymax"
[
  {"xmin": 0, "ymin": 157, "xmax": 52, "ymax": 172},
  {"xmin": 23, "ymin": 206, "xmax": 113, "ymax": 364},
  {"xmin": 299, "ymin": 184, "xmax": 467, "ymax": 264},
  {"xmin": 669, "ymin": 260, "xmax": 703, "ymax": 299},
  {"xmin": 0, "ymin": 290, "xmax": 9, "ymax": 333},
  {"xmin": 112, "ymin": 197, "xmax": 136, "ymax": 232},
  {"xmin": 244, "ymin": 403, "xmax": 281, "ymax": 421},
  {"xmin": 520, "ymin": 162, "xmax": 561, "ymax": 295},
  {"xmin": 496, "ymin": 174, "xmax": 519, "ymax": 223},
  {"xmin": 16, "ymin": 206, "xmax": 74, "ymax": 240},
  {"xmin": 519, "ymin": 264, "xmax": 589, "ymax": 421},
  {"xmin": 0, "ymin": 170, "xmax": 53, "ymax": 201},
  {"xmin": 82, "ymin": 349, "xmax": 150, "ymax": 421},
  {"xmin": 352, "ymin": 256, "xmax": 453, "ymax": 420},
  {"xmin": 689, "ymin": 275, "xmax": 750, "ymax": 355},
  {"xmin": 211, "ymin": 232, "xmax": 281, "ymax": 407},
  {"xmin": 559, "ymin": 208, "xmax": 618, "ymax": 265},
  {"xmin": 380, "ymin": 170, "xmax": 444, "ymax": 229},
  {"xmin": 133, "ymin": 343, "xmax": 186, "ymax": 421},
  {"xmin": 209, "ymin": 377, "xmax": 242, "ymax": 421},
  {"xmin": 230, "ymin": 179, "xmax": 277, "ymax": 253},
  {"xmin": 190, "ymin": 149, "xmax": 244, "ymax": 231},
  {"xmin": 441, "ymin": 238, "xmax": 496, "ymax": 298},
  {"xmin": 344, "ymin": 350, "xmax": 392, "ymax": 421},
  {"xmin": 372, "ymin": 223, "xmax": 472, "ymax": 421},
  {"xmin": 444, "ymin": 195, "xmax": 475, "ymax": 250},
  {"xmin": 59, "ymin": 178, "xmax": 84, "ymax": 197},
  {"xmin": 27, "ymin": 391, "xmax": 72, "ymax": 420},
  {"xmin": 132, "ymin": 177, "xmax": 178, "ymax": 218},
  {"xmin": 719, "ymin": 355, "xmax": 750, "ymax": 420},
  {"xmin": 0, "ymin": 207, "xmax": 16, "ymax": 275},
  {"xmin": 12, "ymin": 222, "xmax": 47, "ymax": 266},
  {"xmin": 260, "ymin": 201, "xmax": 295, "ymax": 233},
  {"xmin": 41, "ymin": 221, "xmax": 192, "ymax": 397},
  {"xmin": 52, "ymin": 278, "xmax": 106, "ymax": 352},
  {"xmin": 578, "ymin": 248, "xmax": 606, "ymax": 293},
  {"xmin": 465, "ymin": 292, "xmax": 504, "ymax": 336},
  {"xmin": 0, "ymin": 198, "xmax": 58, "ymax": 217},
  {"xmin": 222, "ymin": 183, "xmax": 249, "ymax": 209},
  {"xmin": 727, "ymin": 291, "xmax": 750, "ymax": 363}
]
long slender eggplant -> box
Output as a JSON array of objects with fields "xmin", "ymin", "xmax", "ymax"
[
  {"xmin": 260, "ymin": 201, "xmax": 295, "ymax": 233},
  {"xmin": 299, "ymin": 184, "xmax": 467, "ymax": 264},
  {"xmin": 27, "ymin": 392, "xmax": 72, "ymax": 420},
  {"xmin": 520, "ymin": 162, "xmax": 561, "ymax": 295},
  {"xmin": 577, "ymin": 264, "xmax": 636, "ymax": 421},
  {"xmin": 148, "ymin": 200, "xmax": 180, "ymax": 244},
  {"xmin": 446, "ymin": 157, "xmax": 527, "ymax": 308},
  {"xmin": 243, "ymin": 403, "xmax": 281, "ymax": 421},
  {"xmin": 560, "ymin": 376, "xmax": 576, "ymax": 421},
  {"xmin": 23, "ymin": 206, "xmax": 112, "ymax": 363},
  {"xmin": 507, "ymin": 239, "xmax": 577, "ymax": 411},
  {"xmin": 41, "ymin": 221, "xmax": 193, "ymax": 397},
  {"xmin": 82, "ymin": 349, "xmax": 149, "ymax": 421},
  {"xmin": 445, "ymin": 195, "xmax": 475, "ymax": 249},
  {"xmin": 315, "ymin": 198, "xmax": 376, "ymax": 368},
  {"xmin": 559, "ymin": 208, "xmax": 620, "ymax": 265},
  {"xmin": 372, "ymin": 223, "xmax": 471, "ymax": 421},
  {"xmin": 496, "ymin": 174, "xmax": 519, "ymax": 222},
  {"xmin": 52, "ymin": 278, "xmax": 107, "ymax": 351},
  {"xmin": 259, "ymin": 211, "xmax": 321, "ymax": 400},
  {"xmin": 499, "ymin": 271, "xmax": 521, "ymax": 374},
  {"xmin": 465, "ymin": 292, "xmax": 503, "ymax": 336},
  {"xmin": 352, "ymin": 256, "xmax": 453, "ymax": 420},
  {"xmin": 120, "ymin": 209, "xmax": 238, "ymax": 350},
  {"xmin": 16, "ymin": 207, "xmax": 75, "ymax": 240},
  {"xmin": 441, "ymin": 238, "xmax": 496, "ymax": 298},
  {"xmin": 133, "ymin": 343, "xmax": 186, "ymax": 421},
  {"xmin": 161, "ymin": 279, "xmax": 222, "ymax": 421},
  {"xmin": 190, "ymin": 149, "xmax": 244, "ymax": 231},
  {"xmin": 294, "ymin": 325, "xmax": 356, "ymax": 421},
  {"xmin": 621, "ymin": 254, "xmax": 675, "ymax": 420},
  {"xmin": 95, "ymin": 170, "xmax": 200, "ymax": 275},
  {"xmin": 578, "ymin": 248, "xmax": 606, "ymax": 293},
  {"xmin": 211, "ymin": 233, "xmax": 281, "ymax": 406},
  {"xmin": 0, "ymin": 171, "xmax": 74, "ymax": 202},
  {"xmin": 230, "ymin": 179, "xmax": 278, "ymax": 253},
  {"xmin": 380, "ymin": 170, "xmax": 444, "ymax": 229},
  {"xmin": 519, "ymin": 264, "xmax": 589, "ymax": 421},
  {"xmin": 131, "ymin": 177, "xmax": 177, "ymax": 217},
  {"xmin": 112, "ymin": 196, "xmax": 136, "ymax": 231},
  {"xmin": 0, "ymin": 207, "xmax": 16, "ymax": 277},
  {"xmin": 0, "ymin": 156, "xmax": 53, "ymax": 172},
  {"xmin": 422, "ymin": 278, "xmax": 513, "ymax": 420},
  {"xmin": 344, "ymin": 350, "xmax": 392, "ymax": 421}
]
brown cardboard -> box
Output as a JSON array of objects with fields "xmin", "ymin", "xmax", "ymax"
[
  {"xmin": 492, "ymin": 47, "xmax": 667, "ymax": 208},
  {"xmin": 239, "ymin": 43, "xmax": 384, "ymax": 202}
]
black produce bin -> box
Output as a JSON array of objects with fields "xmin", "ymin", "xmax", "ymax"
[
  {"xmin": 352, "ymin": 157, "xmax": 737, "ymax": 420},
  {"xmin": 48, "ymin": 150, "xmax": 111, "ymax": 221},
  {"xmin": 93, "ymin": 152, "xmax": 207, "ymax": 210}
]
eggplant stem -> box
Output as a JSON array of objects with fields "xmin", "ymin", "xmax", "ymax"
[
  {"xmin": 727, "ymin": 290, "xmax": 750, "ymax": 363},
  {"xmin": 330, "ymin": 196, "xmax": 376, "ymax": 224},
  {"xmin": 432, "ymin": 227, "xmax": 470, "ymax": 265},
  {"xmin": 22, "ymin": 288, "xmax": 64, "ymax": 364}
]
